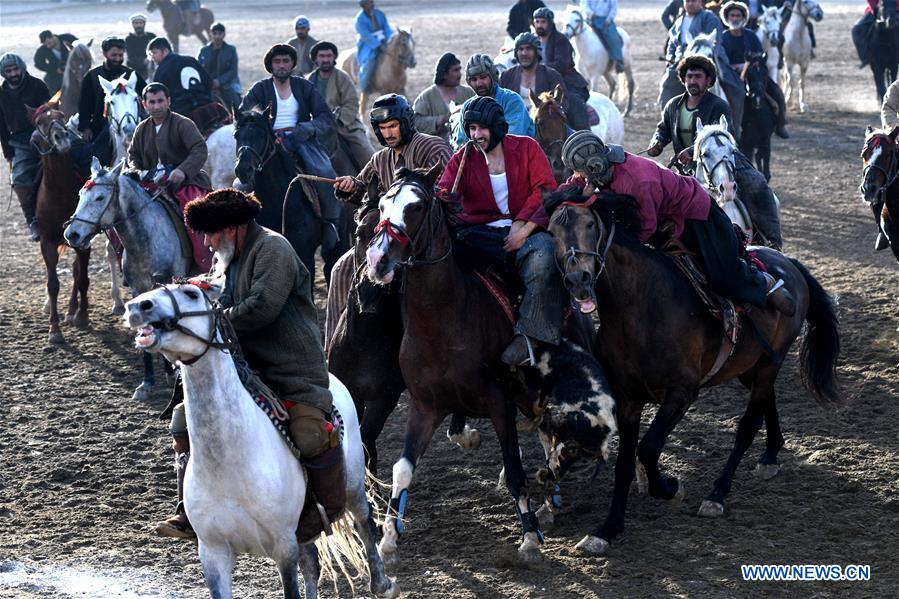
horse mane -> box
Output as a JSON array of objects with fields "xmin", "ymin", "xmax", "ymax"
[{"xmin": 545, "ymin": 186, "xmax": 642, "ymax": 238}]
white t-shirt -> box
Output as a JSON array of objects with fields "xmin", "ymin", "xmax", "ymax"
[
  {"xmin": 488, "ymin": 172, "xmax": 513, "ymax": 228},
  {"xmin": 681, "ymin": 15, "xmax": 696, "ymax": 46},
  {"xmin": 273, "ymin": 85, "xmax": 300, "ymax": 130}
]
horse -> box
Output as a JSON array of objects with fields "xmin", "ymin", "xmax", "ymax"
[
  {"xmin": 782, "ymin": 0, "xmax": 823, "ymax": 113},
  {"xmin": 544, "ymin": 190, "xmax": 841, "ymax": 556},
  {"xmin": 739, "ymin": 58, "xmax": 777, "ymax": 182},
  {"xmin": 98, "ymin": 72, "xmax": 142, "ymax": 166},
  {"xmin": 146, "ymin": 0, "xmax": 214, "ymax": 53},
  {"xmin": 64, "ymin": 158, "xmax": 191, "ymax": 400},
  {"xmin": 758, "ymin": 6, "xmax": 785, "ymax": 82},
  {"xmin": 234, "ymin": 109, "xmax": 347, "ymax": 285},
  {"xmin": 860, "ymin": 125, "xmax": 899, "ymax": 263},
  {"xmin": 340, "ymin": 29, "xmax": 417, "ymax": 120},
  {"xmin": 869, "ymin": 12, "xmax": 899, "ymax": 103},
  {"xmin": 204, "ymin": 122, "xmax": 236, "ymax": 190},
  {"xmin": 561, "ymin": 5, "xmax": 635, "ymax": 116},
  {"xmin": 60, "ymin": 41, "xmax": 93, "ymax": 121},
  {"xmin": 123, "ymin": 280, "xmax": 398, "ymax": 599}
]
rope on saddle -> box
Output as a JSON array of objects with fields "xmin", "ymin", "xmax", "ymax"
[{"xmin": 473, "ymin": 270, "xmax": 515, "ymax": 326}]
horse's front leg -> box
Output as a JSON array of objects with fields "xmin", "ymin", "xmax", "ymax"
[
  {"xmin": 798, "ymin": 63, "xmax": 809, "ymax": 112},
  {"xmin": 198, "ymin": 541, "xmax": 236, "ymax": 599},
  {"xmin": 132, "ymin": 351, "xmax": 155, "ymax": 401},
  {"xmin": 447, "ymin": 412, "xmax": 481, "ymax": 450},
  {"xmin": 377, "ymin": 397, "xmax": 447, "ymax": 566},
  {"xmin": 71, "ymin": 248, "xmax": 91, "ymax": 328},
  {"xmin": 106, "ymin": 238, "xmax": 125, "ymax": 315},
  {"xmin": 637, "ymin": 386, "xmax": 696, "ymax": 502},
  {"xmin": 41, "ymin": 239, "xmax": 64, "ymax": 344}
]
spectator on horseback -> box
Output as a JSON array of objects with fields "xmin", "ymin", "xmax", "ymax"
[
  {"xmin": 413, "ymin": 53, "xmax": 476, "ymax": 144},
  {"xmin": 355, "ymin": 0, "xmax": 394, "ymax": 94},
  {"xmin": 125, "ymin": 14, "xmax": 156, "ymax": 80},
  {"xmin": 197, "ymin": 22, "xmax": 242, "ymax": 114},
  {"xmin": 176, "ymin": 0, "xmax": 202, "ymax": 34},
  {"xmin": 533, "ymin": 6, "xmax": 592, "ymax": 129},
  {"xmin": 438, "ymin": 96, "xmax": 563, "ymax": 366},
  {"xmin": 148, "ymin": 37, "xmax": 215, "ymax": 119},
  {"xmin": 662, "ymin": 0, "xmax": 684, "ymax": 29},
  {"xmin": 719, "ymin": 0, "xmax": 788, "ymax": 138},
  {"xmin": 853, "ymin": 0, "xmax": 898, "ymax": 68},
  {"xmin": 307, "ymin": 41, "xmax": 374, "ymax": 174},
  {"xmin": 287, "ymin": 15, "xmax": 317, "ymax": 77},
  {"xmin": 183, "ymin": 187, "xmax": 345, "ymax": 540},
  {"xmin": 239, "ymin": 43, "xmax": 342, "ymax": 254},
  {"xmin": 33, "ymin": 30, "xmax": 69, "ymax": 95},
  {"xmin": 659, "ymin": 0, "xmax": 723, "ymax": 108},
  {"xmin": 778, "ymin": 0, "xmax": 818, "ymax": 60},
  {"xmin": 506, "ymin": 0, "xmax": 546, "ymax": 39},
  {"xmin": 882, "ymin": 78, "xmax": 899, "ymax": 127},
  {"xmin": 500, "ymin": 34, "xmax": 565, "ymax": 105},
  {"xmin": 0, "ymin": 52, "xmax": 50, "ymax": 241},
  {"xmin": 78, "ymin": 36, "xmax": 147, "ymax": 158},
  {"xmin": 580, "ymin": 0, "xmax": 626, "ymax": 73},
  {"xmin": 560, "ymin": 130, "xmax": 795, "ymax": 315},
  {"xmin": 127, "ymin": 82, "xmax": 212, "ymax": 273},
  {"xmin": 455, "ymin": 54, "xmax": 534, "ymax": 147}
]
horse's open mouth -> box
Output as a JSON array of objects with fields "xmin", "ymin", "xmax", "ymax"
[
  {"xmin": 133, "ymin": 323, "xmax": 161, "ymax": 350},
  {"xmin": 576, "ymin": 298, "xmax": 597, "ymax": 314}
]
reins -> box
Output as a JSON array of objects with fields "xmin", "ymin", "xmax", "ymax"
[
  {"xmin": 861, "ymin": 137, "xmax": 899, "ymax": 203},
  {"xmin": 235, "ymin": 123, "xmax": 276, "ymax": 174},
  {"xmin": 554, "ymin": 200, "xmax": 616, "ymax": 286},
  {"xmin": 157, "ymin": 284, "xmax": 232, "ymax": 366}
]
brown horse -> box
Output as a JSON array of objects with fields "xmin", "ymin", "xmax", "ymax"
[
  {"xmin": 860, "ymin": 125, "xmax": 899, "ymax": 263},
  {"xmin": 530, "ymin": 86, "xmax": 571, "ymax": 185},
  {"xmin": 60, "ymin": 41, "xmax": 93, "ymax": 121},
  {"xmin": 341, "ymin": 29, "xmax": 416, "ymax": 120},
  {"xmin": 146, "ymin": 0, "xmax": 214, "ymax": 53},
  {"xmin": 544, "ymin": 190, "xmax": 841, "ymax": 555},
  {"xmin": 29, "ymin": 101, "xmax": 91, "ymax": 343}
]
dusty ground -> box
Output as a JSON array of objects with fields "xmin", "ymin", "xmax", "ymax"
[{"xmin": 0, "ymin": 1, "xmax": 897, "ymax": 597}]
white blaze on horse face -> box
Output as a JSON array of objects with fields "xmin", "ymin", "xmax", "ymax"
[{"xmin": 366, "ymin": 183, "xmax": 421, "ymax": 282}]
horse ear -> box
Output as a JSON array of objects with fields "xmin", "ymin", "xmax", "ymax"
[
  {"xmin": 262, "ymin": 105, "xmax": 272, "ymax": 121},
  {"xmin": 866, "ymin": 125, "xmax": 874, "ymax": 135},
  {"xmin": 554, "ymin": 83, "xmax": 566, "ymax": 104},
  {"xmin": 366, "ymin": 173, "xmax": 381, "ymax": 208},
  {"xmin": 90, "ymin": 156, "xmax": 102, "ymax": 177},
  {"xmin": 126, "ymin": 70, "xmax": 138, "ymax": 89},
  {"xmin": 98, "ymin": 76, "xmax": 115, "ymax": 95},
  {"xmin": 25, "ymin": 105, "xmax": 38, "ymax": 123},
  {"xmin": 530, "ymin": 88, "xmax": 542, "ymax": 108},
  {"xmin": 696, "ymin": 117, "xmax": 704, "ymax": 131},
  {"xmin": 87, "ymin": 38, "xmax": 94, "ymax": 47},
  {"xmin": 719, "ymin": 115, "xmax": 729, "ymax": 131},
  {"xmin": 423, "ymin": 160, "xmax": 442, "ymax": 188},
  {"xmin": 112, "ymin": 157, "xmax": 126, "ymax": 176}
]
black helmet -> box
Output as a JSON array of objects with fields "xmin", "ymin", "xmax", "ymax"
[
  {"xmin": 561, "ymin": 130, "xmax": 625, "ymax": 187},
  {"xmin": 370, "ymin": 93, "xmax": 415, "ymax": 146},
  {"xmin": 462, "ymin": 96, "xmax": 508, "ymax": 152},
  {"xmin": 514, "ymin": 32, "xmax": 542, "ymax": 62},
  {"xmin": 533, "ymin": 7, "xmax": 554, "ymax": 21}
]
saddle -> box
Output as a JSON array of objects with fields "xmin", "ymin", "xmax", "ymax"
[
  {"xmin": 188, "ymin": 102, "xmax": 232, "ymax": 138},
  {"xmin": 138, "ymin": 179, "xmax": 195, "ymax": 263}
]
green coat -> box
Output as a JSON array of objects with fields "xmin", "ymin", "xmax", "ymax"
[{"xmin": 223, "ymin": 221, "xmax": 332, "ymax": 411}]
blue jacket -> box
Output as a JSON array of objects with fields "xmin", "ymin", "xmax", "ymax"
[
  {"xmin": 665, "ymin": 9, "xmax": 723, "ymax": 64},
  {"xmin": 455, "ymin": 85, "xmax": 535, "ymax": 147},
  {"xmin": 197, "ymin": 41, "xmax": 242, "ymax": 95},
  {"xmin": 355, "ymin": 8, "xmax": 393, "ymax": 55}
]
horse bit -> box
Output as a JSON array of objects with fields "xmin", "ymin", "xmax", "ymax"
[
  {"xmin": 236, "ymin": 126, "xmax": 276, "ymax": 173},
  {"xmin": 156, "ymin": 284, "xmax": 233, "ymax": 366}
]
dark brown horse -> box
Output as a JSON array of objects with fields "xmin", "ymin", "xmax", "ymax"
[
  {"xmin": 544, "ymin": 190, "xmax": 841, "ymax": 555},
  {"xmin": 860, "ymin": 125, "xmax": 899, "ymax": 263},
  {"xmin": 146, "ymin": 0, "xmax": 214, "ymax": 53},
  {"xmin": 530, "ymin": 86, "xmax": 571, "ymax": 185},
  {"xmin": 29, "ymin": 101, "xmax": 91, "ymax": 343}
]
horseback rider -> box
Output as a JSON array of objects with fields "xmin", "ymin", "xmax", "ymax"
[
  {"xmin": 659, "ymin": 0, "xmax": 723, "ymax": 108},
  {"xmin": 125, "ymin": 14, "xmax": 156, "ymax": 80},
  {"xmin": 78, "ymin": 36, "xmax": 147, "ymax": 160},
  {"xmin": 561, "ymin": 130, "xmax": 795, "ymax": 315},
  {"xmin": 500, "ymin": 33, "xmax": 569, "ymax": 112},
  {"xmin": 853, "ymin": 0, "xmax": 898, "ymax": 69},
  {"xmin": 355, "ymin": 0, "xmax": 394, "ymax": 93},
  {"xmin": 777, "ymin": 0, "xmax": 819, "ymax": 60},
  {"xmin": 455, "ymin": 54, "xmax": 535, "ymax": 147},
  {"xmin": 180, "ymin": 188, "xmax": 346, "ymax": 541},
  {"xmin": 413, "ymin": 53, "xmax": 476, "ymax": 144},
  {"xmin": 34, "ymin": 30, "xmax": 69, "ymax": 95},
  {"xmin": 438, "ymin": 96, "xmax": 564, "ymax": 366},
  {"xmin": 647, "ymin": 55, "xmax": 783, "ymax": 248},
  {"xmin": 580, "ymin": 0, "xmax": 626, "ymax": 73},
  {"xmin": 287, "ymin": 16, "xmax": 318, "ymax": 77},
  {"xmin": 126, "ymin": 82, "xmax": 213, "ymax": 273},
  {"xmin": 719, "ymin": 0, "xmax": 789, "ymax": 138},
  {"xmin": 239, "ymin": 43, "xmax": 342, "ymax": 254},
  {"xmin": 883, "ymin": 78, "xmax": 899, "ymax": 128},
  {"xmin": 507, "ymin": 0, "xmax": 546, "ymax": 39},
  {"xmin": 176, "ymin": 0, "xmax": 202, "ymax": 34},
  {"xmin": 307, "ymin": 40, "xmax": 375, "ymax": 175},
  {"xmin": 0, "ymin": 53, "xmax": 50, "ymax": 241},
  {"xmin": 533, "ymin": 7, "xmax": 592, "ymax": 131},
  {"xmin": 148, "ymin": 38, "xmax": 217, "ymax": 120},
  {"xmin": 197, "ymin": 23, "xmax": 243, "ymax": 114}
]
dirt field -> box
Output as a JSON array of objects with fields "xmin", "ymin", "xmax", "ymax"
[{"xmin": 0, "ymin": 1, "xmax": 897, "ymax": 597}]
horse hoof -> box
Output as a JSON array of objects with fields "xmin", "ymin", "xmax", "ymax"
[
  {"xmin": 634, "ymin": 463, "xmax": 648, "ymax": 495},
  {"xmin": 800, "ymin": 103, "xmax": 809, "ymax": 113},
  {"xmin": 449, "ymin": 425, "xmax": 480, "ymax": 450},
  {"xmin": 131, "ymin": 382, "xmax": 152, "ymax": 402},
  {"xmin": 668, "ymin": 480, "xmax": 686, "ymax": 504},
  {"xmin": 72, "ymin": 314, "xmax": 90, "ymax": 329},
  {"xmin": 698, "ymin": 499, "xmax": 725, "ymax": 518},
  {"xmin": 756, "ymin": 462, "xmax": 781, "ymax": 480},
  {"xmin": 111, "ymin": 303, "xmax": 125, "ymax": 317},
  {"xmin": 517, "ymin": 540, "xmax": 543, "ymax": 564},
  {"xmin": 536, "ymin": 504, "xmax": 555, "ymax": 531},
  {"xmin": 48, "ymin": 331, "xmax": 65, "ymax": 345},
  {"xmin": 575, "ymin": 535, "xmax": 610, "ymax": 556},
  {"xmin": 374, "ymin": 580, "xmax": 400, "ymax": 599}
]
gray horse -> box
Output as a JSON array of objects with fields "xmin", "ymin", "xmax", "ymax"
[{"xmin": 65, "ymin": 157, "xmax": 191, "ymax": 400}]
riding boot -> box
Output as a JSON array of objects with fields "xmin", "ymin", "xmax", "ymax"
[
  {"xmin": 13, "ymin": 186, "xmax": 39, "ymax": 242},
  {"xmin": 766, "ymin": 79, "xmax": 790, "ymax": 139},
  {"xmin": 763, "ymin": 272, "xmax": 796, "ymax": 317},
  {"xmin": 155, "ymin": 434, "xmax": 195, "ymax": 539},
  {"xmin": 296, "ymin": 445, "xmax": 347, "ymax": 541},
  {"xmin": 316, "ymin": 181, "xmax": 342, "ymax": 255},
  {"xmin": 501, "ymin": 334, "xmax": 538, "ymax": 367}
]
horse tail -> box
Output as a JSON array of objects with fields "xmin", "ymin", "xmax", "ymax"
[
  {"xmin": 619, "ymin": 66, "xmax": 635, "ymax": 117},
  {"xmin": 790, "ymin": 258, "xmax": 842, "ymax": 406}
]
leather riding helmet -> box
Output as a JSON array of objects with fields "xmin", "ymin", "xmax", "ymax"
[
  {"xmin": 369, "ymin": 93, "xmax": 416, "ymax": 146},
  {"xmin": 465, "ymin": 53, "xmax": 498, "ymax": 90},
  {"xmin": 514, "ymin": 32, "xmax": 543, "ymax": 62},
  {"xmin": 462, "ymin": 96, "xmax": 508, "ymax": 152},
  {"xmin": 561, "ymin": 130, "xmax": 625, "ymax": 187},
  {"xmin": 533, "ymin": 7, "xmax": 555, "ymax": 22}
]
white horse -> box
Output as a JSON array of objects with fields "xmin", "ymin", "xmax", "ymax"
[
  {"xmin": 205, "ymin": 123, "xmax": 236, "ymax": 189},
  {"xmin": 124, "ymin": 281, "xmax": 399, "ymax": 599},
  {"xmin": 782, "ymin": 0, "xmax": 824, "ymax": 113},
  {"xmin": 588, "ymin": 91, "xmax": 624, "ymax": 145},
  {"xmin": 758, "ymin": 6, "xmax": 785, "ymax": 82},
  {"xmin": 493, "ymin": 37, "xmax": 516, "ymax": 76},
  {"xmin": 560, "ymin": 5, "xmax": 635, "ymax": 116}
]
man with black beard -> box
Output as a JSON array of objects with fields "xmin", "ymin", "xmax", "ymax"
[
  {"xmin": 239, "ymin": 44, "xmax": 342, "ymax": 254},
  {"xmin": 78, "ymin": 36, "xmax": 146, "ymax": 159},
  {"xmin": 125, "ymin": 14, "xmax": 156, "ymax": 80},
  {"xmin": 499, "ymin": 33, "xmax": 567, "ymax": 111},
  {"xmin": 533, "ymin": 7, "xmax": 591, "ymax": 131},
  {"xmin": 148, "ymin": 37, "xmax": 214, "ymax": 119}
]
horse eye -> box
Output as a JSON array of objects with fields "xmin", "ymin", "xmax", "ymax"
[
  {"xmin": 586, "ymin": 221, "xmax": 595, "ymax": 229},
  {"xmin": 184, "ymin": 289, "xmax": 199, "ymax": 300},
  {"xmin": 94, "ymin": 195, "xmax": 104, "ymax": 202}
]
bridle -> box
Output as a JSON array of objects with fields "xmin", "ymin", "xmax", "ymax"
[
  {"xmin": 369, "ymin": 181, "xmax": 451, "ymax": 270},
  {"xmin": 564, "ymin": 10, "xmax": 585, "ymax": 38},
  {"xmin": 386, "ymin": 32, "xmax": 417, "ymax": 68},
  {"xmin": 861, "ymin": 136, "xmax": 899, "ymax": 203},
  {"xmin": 235, "ymin": 121, "xmax": 276, "ymax": 175},
  {"xmin": 695, "ymin": 130, "xmax": 738, "ymax": 198},
  {"xmin": 106, "ymin": 91, "xmax": 142, "ymax": 137},
  {"xmin": 535, "ymin": 102, "xmax": 568, "ymax": 156},
  {"xmin": 65, "ymin": 167, "xmax": 165, "ymax": 236},
  {"xmin": 553, "ymin": 198, "xmax": 616, "ymax": 288},
  {"xmin": 32, "ymin": 113, "xmax": 69, "ymax": 156},
  {"xmin": 156, "ymin": 284, "xmax": 232, "ymax": 366}
]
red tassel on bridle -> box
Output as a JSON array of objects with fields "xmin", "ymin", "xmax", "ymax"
[{"xmin": 374, "ymin": 218, "xmax": 410, "ymax": 245}]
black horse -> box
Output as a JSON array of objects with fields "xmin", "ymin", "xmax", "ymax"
[
  {"xmin": 861, "ymin": 125, "xmax": 899, "ymax": 262},
  {"xmin": 739, "ymin": 59, "xmax": 776, "ymax": 181},
  {"xmin": 234, "ymin": 109, "xmax": 349, "ymax": 285},
  {"xmin": 870, "ymin": 13, "xmax": 899, "ymax": 102}
]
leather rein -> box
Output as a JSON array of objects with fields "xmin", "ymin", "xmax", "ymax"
[
  {"xmin": 370, "ymin": 181, "xmax": 452, "ymax": 269},
  {"xmin": 157, "ymin": 284, "xmax": 232, "ymax": 366}
]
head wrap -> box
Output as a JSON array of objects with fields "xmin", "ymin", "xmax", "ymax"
[
  {"xmin": 310, "ymin": 41, "xmax": 339, "ymax": 63},
  {"xmin": 561, "ymin": 130, "xmax": 625, "ymax": 187},
  {"xmin": 514, "ymin": 32, "xmax": 543, "ymax": 62},
  {"xmin": 462, "ymin": 96, "xmax": 507, "ymax": 152},
  {"xmin": 533, "ymin": 7, "xmax": 555, "ymax": 21},
  {"xmin": 0, "ymin": 53, "xmax": 28, "ymax": 75},
  {"xmin": 676, "ymin": 54, "xmax": 718, "ymax": 85},
  {"xmin": 263, "ymin": 43, "xmax": 297, "ymax": 73},
  {"xmin": 465, "ymin": 54, "xmax": 497, "ymax": 90},
  {"xmin": 294, "ymin": 15, "xmax": 310, "ymax": 29},
  {"xmin": 370, "ymin": 94, "xmax": 416, "ymax": 146},
  {"xmin": 130, "ymin": 13, "xmax": 148, "ymax": 24},
  {"xmin": 434, "ymin": 52, "xmax": 460, "ymax": 85},
  {"xmin": 185, "ymin": 189, "xmax": 262, "ymax": 233},
  {"xmin": 720, "ymin": 0, "xmax": 749, "ymax": 28}
]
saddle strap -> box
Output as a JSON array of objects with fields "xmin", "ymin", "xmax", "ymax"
[
  {"xmin": 473, "ymin": 271, "xmax": 515, "ymax": 325},
  {"xmin": 157, "ymin": 195, "xmax": 195, "ymax": 261},
  {"xmin": 699, "ymin": 335, "xmax": 736, "ymax": 386}
]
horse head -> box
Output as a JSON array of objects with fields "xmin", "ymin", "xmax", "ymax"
[
  {"xmin": 562, "ymin": 6, "xmax": 585, "ymax": 39},
  {"xmin": 146, "ymin": 0, "xmax": 160, "ymax": 13},
  {"xmin": 125, "ymin": 278, "xmax": 226, "ymax": 363},
  {"xmin": 741, "ymin": 53, "xmax": 768, "ymax": 109},
  {"xmin": 365, "ymin": 163, "xmax": 443, "ymax": 285},
  {"xmin": 760, "ymin": 7, "xmax": 784, "ymax": 47},
  {"xmin": 28, "ymin": 95, "xmax": 70, "ymax": 155},
  {"xmin": 234, "ymin": 107, "xmax": 275, "ymax": 187},
  {"xmin": 861, "ymin": 125, "xmax": 899, "ymax": 202},
  {"xmin": 100, "ymin": 71, "xmax": 142, "ymax": 141},
  {"xmin": 795, "ymin": 0, "xmax": 823, "ymax": 22},
  {"xmin": 65, "ymin": 157, "xmax": 125, "ymax": 249},
  {"xmin": 390, "ymin": 29, "xmax": 417, "ymax": 69},
  {"xmin": 64, "ymin": 43, "xmax": 93, "ymax": 90},
  {"xmin": 531, "ymin": 86, "xmax": 571, "ymax": 184},
  {"xmin": 694, "ymin": 116, "xmax": 738, "ymax": 204},
  {"xmin": 685, "ymin": 31, "xmax": 717, "ymax": 61}
]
